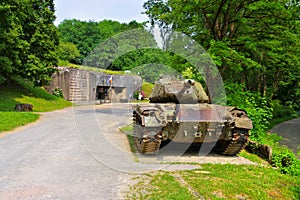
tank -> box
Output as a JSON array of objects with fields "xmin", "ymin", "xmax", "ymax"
[{"xmin": 132, "ymin": 76, "xmax": 253, "ymax": 155}]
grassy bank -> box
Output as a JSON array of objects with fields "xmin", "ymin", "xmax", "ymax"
[
  {"xmin": 0, "ymin": 112, "xmax": 39, "ymax": 132},
  {"xmin": 0, "ymin": 77, "xmax": 71, "ymax": 132},
  {"xmin": 126, "ymin": 164, "xmax": 300, "ymax": 200},
  {"xmin": 121, "ymin": 122, "xmax": 299, "ymax": 199}
]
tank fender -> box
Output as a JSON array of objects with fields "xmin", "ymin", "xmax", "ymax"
[
  {"xmin": 230, "ymin": 108, "xmax": 253, "ymax": 130},
  {"xmin": 234, "ymin": 117, "xmax": 253, "ymax": 129}
]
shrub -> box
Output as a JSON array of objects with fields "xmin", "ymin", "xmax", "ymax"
[
  {"xmin": 271, "ymin": 145, "xmax": 300, "ymax": 176},
  {"xmin": 271, "ymin": 100, "xmax": 297, "ymax": 118},
  {"xmin": 52, "ymin": 88, "xmax": 64, "ymax": 98}
]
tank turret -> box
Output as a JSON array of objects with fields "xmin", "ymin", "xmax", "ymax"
[{"xmin": 149, "ymin": 76, "xmax": 209, "ymax": 103}]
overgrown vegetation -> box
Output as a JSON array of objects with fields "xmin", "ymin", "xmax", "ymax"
[
  {"xmin": 0, "ymin": 77, "xmax": 71, "ymax": 132},
  {"xmin": 127, "ymin": 164, "xmax": 300, "ymax": 200}
]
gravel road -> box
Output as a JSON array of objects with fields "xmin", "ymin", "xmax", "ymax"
[{"xmin": 0, "ymin": 104, "xmax": 254, "ymax": 199}]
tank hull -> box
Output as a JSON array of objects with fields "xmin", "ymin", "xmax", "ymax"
[{"xmin": 132, "ymin": 103, "xmax": 252, "ymax": 155}]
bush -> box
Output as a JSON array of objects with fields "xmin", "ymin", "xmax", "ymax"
[
  {"xmin": 271, "ymin": 100, "xmax": 297, "ymax": 118},
  {"xmin": 271, "ymin": 145, "xmax": 300, "ymax": 176},
  {"xmin": 52, "ymin": 88, "xmax": 64, "ymax": 98}
]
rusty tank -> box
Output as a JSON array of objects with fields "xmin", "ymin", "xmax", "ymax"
[{"xmin": 132, "ymin": 76, "xmax": 253, "ymax": 155}]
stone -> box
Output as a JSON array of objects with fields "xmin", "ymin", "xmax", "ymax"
[
  {"xmin": 246, "ymin": 140, "xmax": 272, "ymax": 162},
  {"xmin": 14, "ymin": 104, "xmax": 33, "ymax": 112}
]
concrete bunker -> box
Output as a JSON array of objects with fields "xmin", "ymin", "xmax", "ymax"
[{"xmin": 47, "ymin": 67, "xmax": 142, "ymax": 104}]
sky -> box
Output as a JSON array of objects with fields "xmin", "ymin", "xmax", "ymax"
[{"xmin": 54, "ymin": 0, "xmax": 149, "ymax": 26}]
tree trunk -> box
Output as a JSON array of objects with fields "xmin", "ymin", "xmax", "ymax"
[{"xmin": 263, "ymin": 74, "xmax": 267, "ymax": 97}]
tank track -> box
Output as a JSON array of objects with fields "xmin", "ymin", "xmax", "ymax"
[
  {"xmin": 221, "ymin": 132, "xmax": 249, "ymax": 156},
  {"xmin": 133, "ymin": 111, "xmax": 162, "ymax": 154},
  {"xmin": 133, "ymin": 133, "xmax": 162, "ymax": 154}
]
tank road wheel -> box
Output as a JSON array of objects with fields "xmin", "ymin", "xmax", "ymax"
[
  {"xmin": 133, "ymin": 136, "xmax": 145, "ymax": 153},
  {"xmin": 216, "ymin": 129, "xmax": 250, "ymax": 156},
  {"xmin": 133, "ymin": 124, "xmax": 162, "ymax": 155}
]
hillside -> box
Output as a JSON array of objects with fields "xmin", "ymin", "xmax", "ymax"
[{"xmin": 0, "ymin": 77, "xmax": 71, "ymax": 132}]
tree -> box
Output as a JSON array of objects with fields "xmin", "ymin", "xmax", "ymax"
[
  {"xmin": 20, "ymin": 0, "xmax": 59, "ymax": 86},
  {"xmin": 83, "ymin": 28, "xmax": 158, "ymax": 69},
  {"xmin": 57, "ymin": 19, "xmax": 144, "ymax": 65},
  {"xmin": 0, "ymin": 0, "xmax": 23, "ymax": 84},
  {"xmin": 143, "ymin": 0, "xmax": 300, "ymax": 108},
  {"xmin": 58, "ymin": 41, "xmax": 80, "ymax": 63},
  {"xmin": 58, "ymin": 19, "xmax": 102, "ymax": 64},
  {"xmin": 0, "ymin": 0, "xmax": 59, "ymax": 86}
]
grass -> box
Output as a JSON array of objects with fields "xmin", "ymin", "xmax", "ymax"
[
  {"xmin": 67, "ymin": 63, "xmax": 126, "ymax": 75},
  {"xmin": 239, "ymin": 150, "xmax": 269, "ymax": 165},
  {"xmin": 127, "ymin": 173, "xmax": 195, "ymax": 200},
  {"xmin": 0, "ymin": 112, "xmax": 39, "ymax": 132},
  {"xmin": 119, "ymin": 124, "xmax": 139, "ymax": 162},
  {"xmin": 119, "ymin": 123, "xmax": 133, "ymax": 133},
  {"xmin": 132, "ymin": 99, "xmax": 150, "ymax": 103},
  {"xmin": 0, "ymin": 77, "xmax": 72, "ymax": 132},
  {"xmin": 127, "ymin": 164, "xmax": 300, "ymax": 200}
]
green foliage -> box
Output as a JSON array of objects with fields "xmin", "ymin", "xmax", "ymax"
[
  {"xmin": 247, "ymin": 132, "xmax": 300, "ymax": 177},
  {"xmin": 268, "ymin": 100, "xmax": 299, "ymax": 129},
  {"xmin": 113, "ymin": 49, "xmax": 172, "ymax": 72},
  {"xmin": 52, "ymin": 88, "xmax": 63, "ymax": 98},
  {"xmin": 0, "ymin": 0, "xmax": 59, "ymax": 86},
  {"xmin": 57, "ymin": 19, "xmax": 144, "ymax": 65},
  {"xmin": 131, "ymin": 64, "xmax": 177, "ymax": 83},
  {"xmin": 223, "ymin": 83, "xmax": 300, "ymax": 178},
  {"xmin": 225, "ymin": 83, "xmax": 273, "ymax": 140},
  {"xmin": 271, "ymin": 145, "xmax": 300, "ymax": 177},
  {"xmin": 57, "ymin": 41, "xmax": 80, "ymax": 64},
  {"xmin": 0, "ymin": 0, "xmax": 21, "ymax": 84},
  {"xmin": 271, "ymin": 100, "xmax": 297, "ymax": 119},
  {"xmin": 182, "ymin": 67, "xmax": 205, "ymax": 86},
  {"xmin": 143, "ymin": 0, "xmax": 300, "ymax": 112},
  {"xmin": 83, "ymin": 28, "xmax": 159, "ymax": 70},
  {"xmin": 73, "ymin": 65, "xmax": 125, "ymax": 75},
  {"xmin": 58, "ymin": 19, "xmax": 103, "ymax": 64}
]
